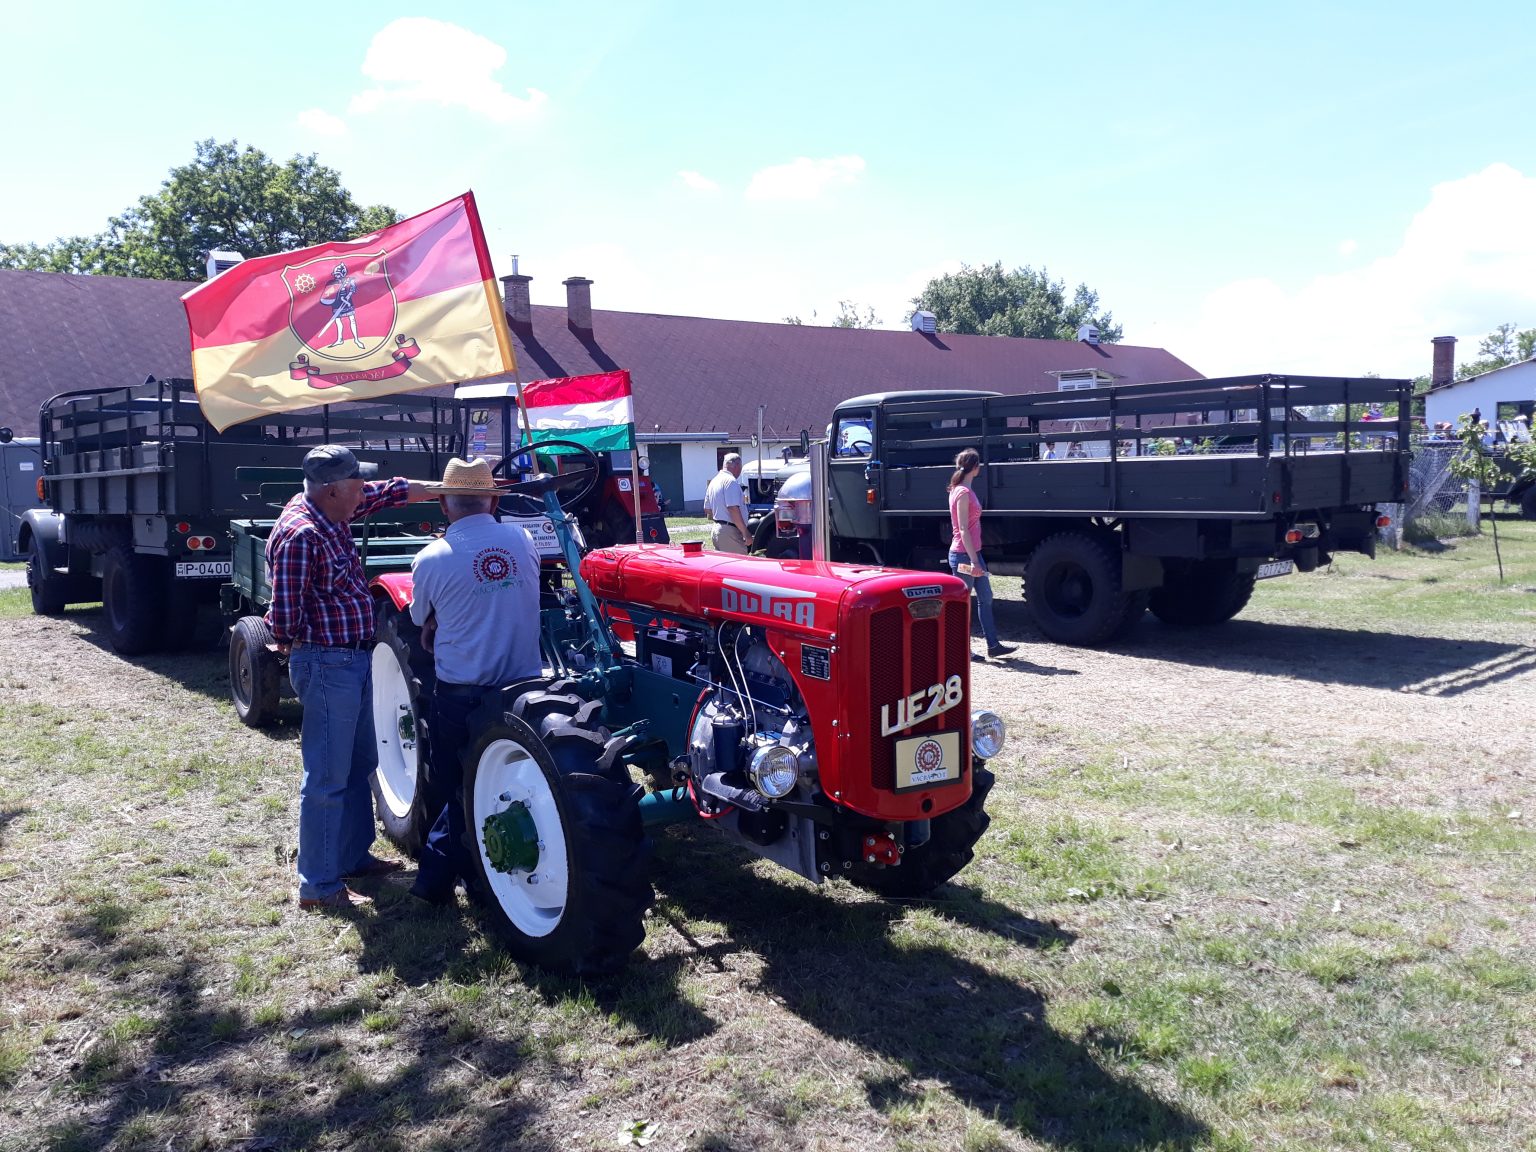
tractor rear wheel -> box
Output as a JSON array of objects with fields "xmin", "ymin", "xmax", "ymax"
[
  {"xmin": 370, "ymin": 604, "xmax": 434, "ymax": 855},
  {"xmin": 103, "ymin": 546, "xmax": 166, "ymax": 655},
  {"xmin": 847, "ymin": 767, "xmax": 995, "ymax": 898},
  {"xmin": 27, "ymin": 537, "xmax": 66, "ymax": 616},
  {"xmin": 1149, "ymin": 561, "xmax": 1257, "ymax": 626},
  {"xmin": 1024, "ymin": 531, "xmax": 1137, "ymax": 647},
  {"xmin": 461, "ymin": 685, "xmax": 651, "ymax": 975},
  {"xmin": 229, "ymin": 615, "xmax": 282, "ymax": 728}
]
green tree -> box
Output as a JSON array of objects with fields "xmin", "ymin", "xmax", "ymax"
[
  {"xmin": 910, "ymin": 262, "xmax": 1123, "ymax": 342},
  {"xmin": 0, "ymin": 139, "xmax": 399, "ymax": 281},
  {"xmin": 1455, "ymin": 321, "xmax": 1536, "ymax": 378},
  {"xmin": 830, "ymin": 300, "xmax": 879, "ymax": 329}
]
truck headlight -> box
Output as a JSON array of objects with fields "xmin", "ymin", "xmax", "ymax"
[
  {"xmin": 970, "ymin": 710, "xmax": 1006, "ymax": 760},
  {"xmin": 748, "ymin": 743, "xmax": 800, "ymax": 799}
]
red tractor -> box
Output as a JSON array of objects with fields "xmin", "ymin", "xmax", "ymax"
[{"xmin": 368, "ymin": 441, "xmax": 1006, "ymax": 974}]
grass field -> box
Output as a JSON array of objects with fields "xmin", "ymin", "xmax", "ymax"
[{"xmin": 1, "ymin": 520, "xmax": 1533, "ymax": 1151}]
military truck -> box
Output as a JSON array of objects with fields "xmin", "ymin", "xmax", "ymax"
[{"xmin": 821, "ymin": 374, "xmax": 1411, "ymax": 646}]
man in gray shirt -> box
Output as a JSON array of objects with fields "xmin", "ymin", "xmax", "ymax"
[
  {"xmin": 408, "ymin": 458, "xmax": 543, "ymax": 903},
  {"xmin": 704, "ymin": 452, "xmax": 749, "ymax": 554}
]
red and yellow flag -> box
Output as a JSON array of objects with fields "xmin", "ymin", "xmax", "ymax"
[{"xmin": 181, "ymin": 192, "xmax": 516, "ymax": 431}]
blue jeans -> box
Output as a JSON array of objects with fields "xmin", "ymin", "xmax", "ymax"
[
  {"xmin": 949, "ymin": 550, "xmax": 1000, "ymax": 648},
  {"xmin": 289, "ymin": 645, "xmax": 379, "ymax": 900}
]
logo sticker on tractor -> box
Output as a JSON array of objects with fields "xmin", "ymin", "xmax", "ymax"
[
  {"xmin": 881, "ymin": 674, "xmax": 963, "ymax": 736},
  {"xmin": 721, "ymin": 578, "xmax": 816, "ymax": 627},
  {"xmin": 902, "ymin": 585, "xmax": 943, "ymax": 599}
]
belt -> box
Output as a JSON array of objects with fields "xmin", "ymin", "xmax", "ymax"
[
  {"xmin": 296, "ymin": 637, "xmax": 372, "ymax": 650},
  {"xmin": 714, "ymin": 520, "xmax": 738, "ymax": 527},
  {"xmin": 435, "ymin": 681, "xmax": 491, "ymax": 698}
]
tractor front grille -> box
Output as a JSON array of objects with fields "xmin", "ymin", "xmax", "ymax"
[{"xmin": 867, "ymin": 600, "xmax": 969, "ymax": 789}]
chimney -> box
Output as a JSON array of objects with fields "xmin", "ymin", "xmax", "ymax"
[
  {"xmin": 1431, "ymin": 335, "xmax": 1456, "ymax": 389},
  {"xmin": 564, "ymin": 276, "xmax": 593, "ymax": 332},
  {"xmin": 500, "ymin": 255, "xmax": 532, "ymax": 327}
]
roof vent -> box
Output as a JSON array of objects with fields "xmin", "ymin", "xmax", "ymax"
[
  {"xmin": 206, "ymin": 250, "xmax": 244, "ymax": 280},
  {"xmin": 1077, "ymin": 323, "xmax": 1101, "ymax": 345},
  {"xmin": 911, "ymin": 310, "xmax": 937, "ymax": 334}
]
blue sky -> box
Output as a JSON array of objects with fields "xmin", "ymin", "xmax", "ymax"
[{"xmin": 5, "ymin": 0, "xmax": 1533, "ymax": 379}]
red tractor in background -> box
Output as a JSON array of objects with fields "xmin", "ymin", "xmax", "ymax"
[{"xmin": 367, "ymin": 440, "xmax": 1008, "ymax": 974}]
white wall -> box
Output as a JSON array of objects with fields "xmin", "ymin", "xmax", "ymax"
[
  {"xmin": 1425, "ymin": 361, "xmax": 1536, "ymax": 429},
  {"xmin": 680, "ymin": 443, "xmax": 738, "ymax": 511}
]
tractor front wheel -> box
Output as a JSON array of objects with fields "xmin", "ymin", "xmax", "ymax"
[
  {"xmin": 461, "ymin": 691, "xmax": 651, "ymax": 975},
  {"xmin": 846, "ymin": 767, "xmax": 995, "ymax": 898}
]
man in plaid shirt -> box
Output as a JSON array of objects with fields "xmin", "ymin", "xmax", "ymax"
[{"xmin": 267, "ymin": 445, "xmax": 434, "ymax": 910}]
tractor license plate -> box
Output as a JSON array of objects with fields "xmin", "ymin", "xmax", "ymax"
[
  {"xmin": 175, "ymin": 561, "xmax": 232, "ymax": 578},
  {"xmin": 1256, "ymin": 559, "xmax": 1294, "ymax": 580},
  {"xmin": 893, "ymin": 730, "xmax": 962, "ymax": 792}
]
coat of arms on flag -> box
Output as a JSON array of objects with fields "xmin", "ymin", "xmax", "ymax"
[{"xmin": 182, "ymin": 192, "xmax": 515, "ymax": 431}]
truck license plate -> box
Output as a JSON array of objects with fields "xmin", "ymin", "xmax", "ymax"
[
  {"xmin": 893, "ymin": 730, "xmax": 962, "ymax": 792},
  {"xmin": 1256, "ymin": 559, "xmax": 1294, "ymax": 580},
  {"xmin": 176, "ymin": 561, "xmax": 232, "ymax": 578}
]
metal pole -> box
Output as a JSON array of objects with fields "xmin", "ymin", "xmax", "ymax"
[
  {"xmin": 810, "ymin": 441, "xmax": 829, "ymax": 563},
  {"xmin": 757, "ymin": 405, "xmax": 764, "ymax": 491}
]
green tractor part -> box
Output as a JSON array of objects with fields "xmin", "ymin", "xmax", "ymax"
[{"xmin": 482, "ymin": 801, "xmax": 540, "ymax": 874}]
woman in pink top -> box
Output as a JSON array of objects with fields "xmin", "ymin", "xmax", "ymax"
[{"xmin": 948, "ymin": 449, "xmax": 1013, "ymax": 659}]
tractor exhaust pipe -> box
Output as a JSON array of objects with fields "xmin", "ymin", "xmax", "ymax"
[{"xmin": 810, "ymin": 441, "xmax": 830, "ymax": 563}]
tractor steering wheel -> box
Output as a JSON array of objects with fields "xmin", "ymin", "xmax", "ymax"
[{"xmin": 491, "ymin": 438, "xmax": 603, "ymax": 512}]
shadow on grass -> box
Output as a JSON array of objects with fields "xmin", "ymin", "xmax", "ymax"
[
  {"xmin": 0, "ymin": 805, "xmax": 25, "ymax": 847},
  {"xmin": 42, "ymin": 887, "xmax": 558, "ymax": 1152},
  {"xmin": 994, "ymin": 599, "xmax": 1536, "ymax": 695},
  {"xmin": 640, "ymin": 834, "xmax": 1207, "ymax": 1151}
]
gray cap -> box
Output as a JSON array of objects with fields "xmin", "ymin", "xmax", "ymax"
[{"xmin": 302, "ymin": 445, "xmax": 379, "ymax": 484}]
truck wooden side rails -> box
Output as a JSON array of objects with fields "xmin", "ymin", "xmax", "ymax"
[
  {"xmin": 16, "ymin": 376, "xmax": 464, "ymax": 654},
  {"xmin": 823, "ymin": 374, "xmax": 1412, "ymax": 646}
]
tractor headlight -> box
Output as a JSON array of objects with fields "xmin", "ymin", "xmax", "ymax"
[
  {"xmin": 970, "ymin": 710, "xmax": 1007, "ymax": 761},
  {"xmin": 748, "ymin": 743, "xmax": 800, "ymax": 799}
]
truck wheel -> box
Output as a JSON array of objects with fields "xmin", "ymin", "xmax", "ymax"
[
  {"xmin": 27, "ymin": 537, "xmax": 67, "ymax": 616},
  {"xmin": 102, "ymin": 546, "xmax": 166, "ymax": 655},
  {"xmin": 228, "ymin": 615, "xmax": 281, "ymax": 727},
  {"xmin": 370, "ymin": 605, "xmax": 435, "ymax": 855},
  {"xmin": 461, "ymin": 690, "xmax": 651, "ymax": 975},
  {"xmin": 1521, "ymin": 489, "xmax": 1536, "ymax": 521},
  {"xmin": 1024, "ymin": 532, "xmax": 1135, "ymax": 647},
  {"xmin": 847, "ymin": 767, "xmax": 995, "ymax": 898},
  {"xmin": 1149, "ymin": 561, "xmax": 1257, "ymax": 626}
]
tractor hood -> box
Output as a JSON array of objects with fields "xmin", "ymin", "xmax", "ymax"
[{"xmin": 579, "ymin": 543, "xmax": 967, "ymax": 642}]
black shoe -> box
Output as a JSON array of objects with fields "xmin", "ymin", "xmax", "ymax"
[
  {"xmin": 987, "ymin": 643, "xmax": 1015, "ymax": 658},
  {"xmin": 408, "ymin": 876, "xmax": 457, "ymax": 906},
  {"xmin": 971, "ymin": 652, "xmax": 986, "ymax": 663}
]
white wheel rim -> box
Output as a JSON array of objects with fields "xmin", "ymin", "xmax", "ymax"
[
  {"xmin": 473, "ymin": 737, "xmax": 570, "ymax": 938},
  {"xmin": 371, "ymin": 642, "xmax": 418, "ymax": 820}
]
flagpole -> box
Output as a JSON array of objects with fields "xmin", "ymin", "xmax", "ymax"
[{"xmin": 630, "ymin": 376, "xmax": 644, "ymax": 545}]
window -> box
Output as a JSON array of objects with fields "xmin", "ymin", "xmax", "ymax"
[{"xmin": 833, "ymin": 415, "xmax": 874, "ymax": 457}]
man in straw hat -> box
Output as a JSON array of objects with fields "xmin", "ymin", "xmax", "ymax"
[
  {"xmin": 407, "ymin": 457, "xmax": 543, "ymax": 905},
  {"xmin": 266, "ymin": 446, "xmax": 438, "ymax": 911}
]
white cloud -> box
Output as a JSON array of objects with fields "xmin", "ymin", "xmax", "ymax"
[
  {"xmin": 348, "ymin": 18, "xmax": 547, "ymax": 123},
  {"xmin": 746, "ymin": 156, "xmax": 866, "ymax": 202},
  {"xmin": 1338, "ymin": 238, "xmax": 1358, "ymax": 257},
  {"xmin": 297, "ymin": 108, "xmax": 347, "ymax": 137},
  {"xmin": 677, "ymin": 170, "xmax": 719, "ymax": 193},
  {"xmin": 1145, "ymin": 164, "xmax": 1536, "ymax": 378}
]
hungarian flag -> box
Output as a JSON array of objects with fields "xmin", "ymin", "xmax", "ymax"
[
  {"xmin": 521, "ymin": 370, "xmax": 636, "ymax": 454},
  {"xmin": 181, "ymin": 192, "xmax": 516, "ymax": 431}
]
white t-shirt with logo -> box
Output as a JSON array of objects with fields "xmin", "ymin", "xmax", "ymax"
[
  {"xmin": 704, "ymin": 468, "xmax": 744, "ymax": 523},
  {"xmin": 409, "ymin": 513, "xmax": 542, "ymax": 686}
]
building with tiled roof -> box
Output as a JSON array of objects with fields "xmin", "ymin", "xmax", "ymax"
[{"xmin": 0, "ymin": 267, "xmax": 1202, "ymax": 509}]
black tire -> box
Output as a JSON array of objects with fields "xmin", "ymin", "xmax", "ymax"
[
  {"xmin": 1024, "ymin": 531, "xmax": 1137, "ymax": 647},
  {"xmin": 847, "ymin": 767, "xmax": 995, "ymax": 898},
  {"xmin": 370, "ymin": 604, "xmax": 435, "ymax": 855},
  {"xmin": 750, "ymin": 516, "xmax": 797, "ymax": 559},
  {"xmin": 102, "ymin": 546, "xmax": 167, "ymax": 655},
  {"xmin": 229, "ymin": 615, "xmax": 282, "ymax": 728},
  {"xmin": 27, "ymin": 536, "xmax": 67, "ymax": 616},
  {"xmin": 461, "ymin": 684, "xmax": 651, "ymax": 975},
  {"xmin": 1149, "ymin": 561, "xmax": 1257, "ymax": 626},
  {"xmin": 1521, "ymin": 488, "xmax": 1536, "ymax": 521}
]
